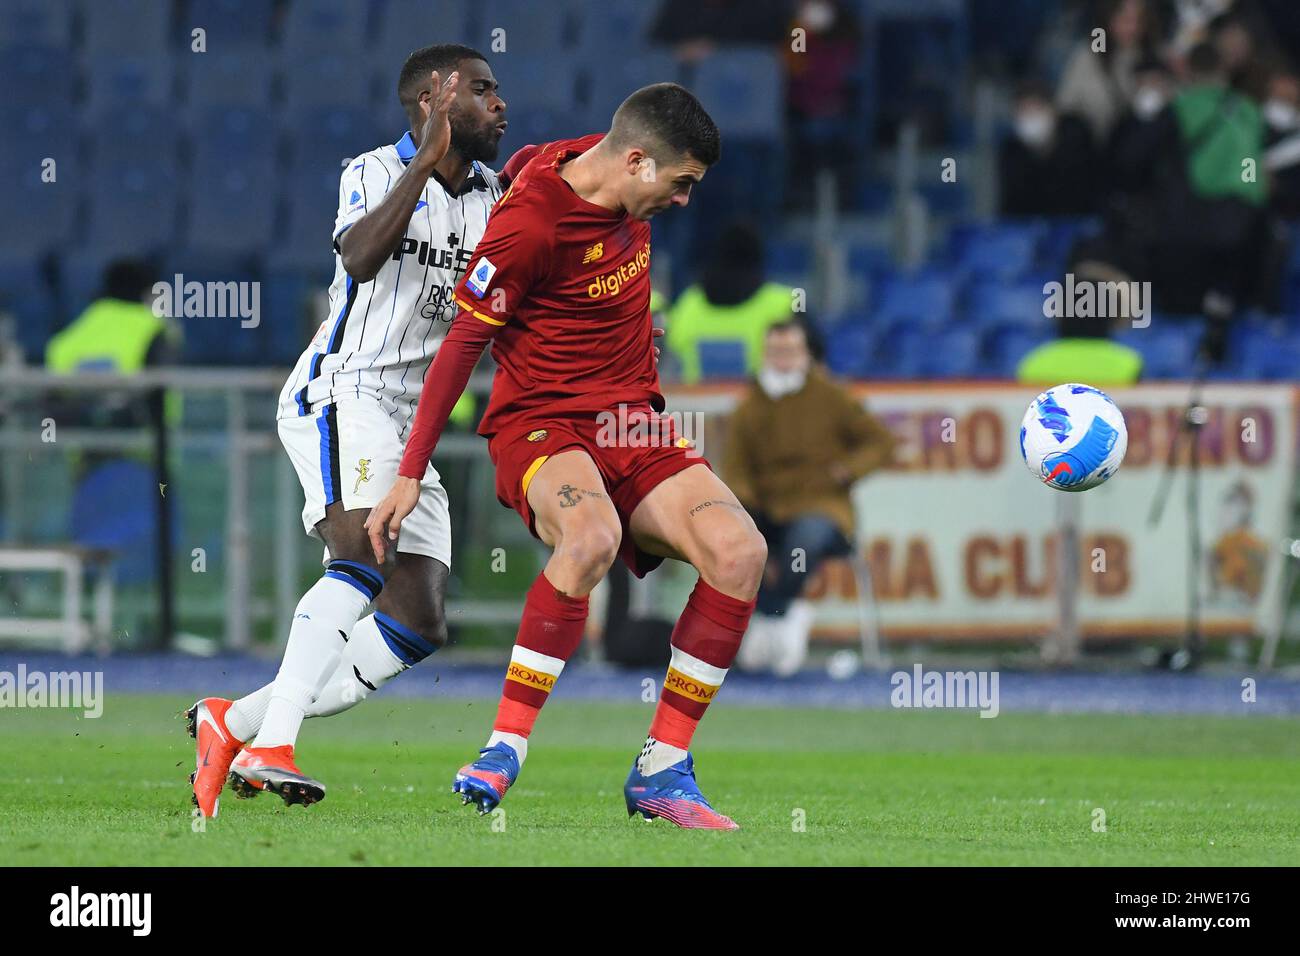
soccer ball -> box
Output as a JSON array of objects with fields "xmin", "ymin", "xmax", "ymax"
[{"xmin": 1019, "ymin": 383, "xmax": 1127, "ymax": 492}]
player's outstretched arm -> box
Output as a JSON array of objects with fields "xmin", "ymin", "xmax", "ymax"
[
  {"xmin": 364, "ymin": 308, "xmax": 499, "ymax": 561},
  {"xmin": 338, "ymin": 70, "xmax": 459, "ymax": 282}
]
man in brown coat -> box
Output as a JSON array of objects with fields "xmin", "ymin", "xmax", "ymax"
[{"xmin": 723, "ymin": 321, "xmax": 895, "ymax": 675}]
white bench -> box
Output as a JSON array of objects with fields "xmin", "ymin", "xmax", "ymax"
[{"xmin": 0, "ymin": 547, "xmax": 115, "ymax": 653}]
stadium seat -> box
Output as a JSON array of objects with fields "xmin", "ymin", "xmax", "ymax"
[
  {"xmin": 86, "ymin": 105, "xmax": 174, "ymax": 167},
  {"xmin": 824, "ymin": 323, "xmax": 875, "ymax": 378},
  {"xmin": 272, "ymin": 158, "xmax": 350, "ymax": 273},
  {"xmin": 947, "ymin": 221, "xmax": 1043, "ymax": 281},
  {"xmin": 581, "ymin": 49, "xmax": 680, "ymax": 133},
  {"xmin": 186, "ymin": 150, "xmax": 278, "ymax": 255},
  {"xmin": 183, "ymin": 53, "xmax": 275, "ymax": 110},
  {"xmin": 374, "ymin": 0, "xmax": 477, "ymax": 69},
  {"xmin": 83, "ymin": 53, "xmax": 176, "ymax": 117},
  {"xmin": 282, "ymin": 0, "xmax": 373, "ymax": 56},
  {"xmin": 489, "ymin": 54, "xmax": 580, "ymax": 146},
  {"xmin": 189, "ymin": 106, "xmax": 278, "ymax": 165},
  {"xmin": 261, "ymin": 269, "xmax": 323, "ymax": 364},
  {"xmin": 477, "ymin": 0, "xmax": 575, "ymax": 54},
  {"xmin": 574, "ymin": 0, "xmax": 660, "ymax": 55},
  {"xmin": 178, "ymin": 0, "xmax": 273, "ymax": 51},
  {"xmin": 0, "ymin": 257, "xmax": 57, "ymax": 363},
  {"xmin": 965, "ymin": 278, "xmax": 1052, "ymax": 332},
  {"xmin": 912, "ymin": 327, "xmax": 980, "ymax": 377},
  {"xmin": 285, "ymin": 107, "xmax": 381, "ymax": 177},
  {"xmin": 983, "ymin": 325, "xmax": 1052, "ymax": 378},
  {"xmin": 159, "ymin": 249, "xmax": 263, "ymax": 364},
  {"xmin": 70, "ymin": 459, "xmax": 177, "ymax": 587},
  {"xmin": 690, "ymin": 47, "xmax": 784, "ymax": 142},
  {"xmin": 1114, "ymin": 322, "xmax": 1201, "ymax": 379},
  {"xmin": 0, "ymin": 0, "xmax": 73, "ymax": 46},
  {"xmin": 84, "ymin": 159, "xmax": 180, "ymax": 258},
  {"xmin": 81, "ymin": 0, "xmax": 172, "ymax": 53},
  {"xmin": 0, "ymin": 46, "xmax": 76, "ymax": 111},
  {"xmin": 284, "ymin": 55, "xmax": 375, "ymax": 111},
  {"xmin": 871, "ymin": 269, "xmax": 958, "ymax": 329},
  {"xmin": 0, "ymin": 150, "xmax": 78, "ymax": 258},
  {"xmin": 1038, "ymin": 216, "xmax": 1101, "ymax": 272},
  {"xmin": 696, "ymin": 340, "xmax": 750, "ymax": 381},
  {"xmin": 765, "ymin": 236, "xmax": 814, "ymax": 286}
]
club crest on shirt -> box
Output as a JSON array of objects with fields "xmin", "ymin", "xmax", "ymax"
[
  {"xmin": 465, "ymin": 256, "xmax": 497, "ymax": 299},
  {"xmin": 526, "ymin": 429, "xmax": 548, "ymax": 442}
]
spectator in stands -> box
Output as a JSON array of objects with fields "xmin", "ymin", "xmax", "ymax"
[
  {"xmin": 783, "ymin": 0, "xmax": 863, "ymax": 209},
  {"xmin": 45, "ymin": 259, "xmax": 176, "ymax": 375},
  {"xmin": 1016, "ymin": 300, "xmax": 1143, "ymax": 386},
  {"xmin": 724, "ymin": 321, "xmax": 895, "ymax": 676},
  {"xmin": 999, "ymin": 79, "xmax": 1098, "ymax": 216},
  {"xmin": 1104, "ymin": 55, "xmax": 1176, "ymax": 200},
  {"xmin": 666, "ymin": 222, "xmax": 796, "ymax": 383},
  {"xmin": 1056, "ymin": 0, "xmax": 1156, "ymax": 146},
  {"xmin": 649, "ymin": 0, "xmax": 791, "ymax": 63},
  {"xmin": 1262, "ymin": 68, "xmax": 1300, "ymax": 218}
]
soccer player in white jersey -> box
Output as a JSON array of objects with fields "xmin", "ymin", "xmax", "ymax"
[{"xmin": 186, "ymin": 45, "xmax": 508, "ymax": 816}]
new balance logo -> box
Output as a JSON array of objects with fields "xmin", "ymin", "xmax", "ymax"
[{"xmin": 582, "ymin": 242, "xmax": 604, "ymax": 264}]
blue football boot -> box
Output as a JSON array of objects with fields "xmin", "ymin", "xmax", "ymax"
[
  {"xmin": 623, "ymin": 752, "xmax": 739, "ymax": 830},
  {"xmin": 452, "ymin": 742, "xmax": 520, "ymax": 814}
]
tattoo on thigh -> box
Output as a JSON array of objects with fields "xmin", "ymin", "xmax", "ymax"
[{"xmin": 688, "ymin": 499, "xmax": 743, "ymax": 518}]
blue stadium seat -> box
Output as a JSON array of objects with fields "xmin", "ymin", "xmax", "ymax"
[
  {"xmin": 0, "ymin": 0, "xmax": 73, "ymax": 46},
  {"xmin": 490, "ymin": 54, "xmax": 580, "ymax": 145},
  {"xmin": 283, "ymin": 0, "xmax": 372, "ymax": 56},
  {"xmin": 285, "ymin": 107, "xmax": 381, "ymax": 175},
  {"xmin": 190, "ymin": 106, "xmax": 277, "ymax": 164},
  {"xmin": 261, "ymin": 269, "xmax": 323, "ymax": 364},
  {"xmin": 574, "ymin": 0, "xmax": 660, "ymax": 54},
  {"xmin": 871, "ymin": 269, "xmax": 957, "ymax": 329},
  {"xmin": 0, "ymin": 256, "xmax": 57, "ymax": 363},
  {"xmin": 696, "ymin": 340, "xmax": 749, "ymax": 380},
  {"xmin": 824, "ymin": 323, "xmax": 874, "ymax": 378},
  {"xmin": 983, "ymin": 325, "xmax": 1052, "ymax": 378},
  {"xmin": 765, "ymin": 236, "xmax": 813, "ymax": 286},
  {"xmin": 159, "ymin": 249, "xmax": 263, "ymax": 364},
  {"xmin": 581, "ymin": 49, "xmax": 680, "ymax": 133},
  {"xmin": 271, "ymin": 158, "xmax": 349, "ymax": 273},
  {"xmin": 57, "ymin": 251, "xmax": 121, "ymax": 324},
  {"xmin": 0, "ymin": 46, "xmax": 75, "ymax": 110},
  {"xmin": 1038, "ymin": 217, "xmax": 1100, "ymax": 272},
  {"xmin": 70, "ymin": 459, "xmax": 177, "ymax": 586},
  {"xmin": 869, "ymin": 322, "xmax": 926, "ymax": 379},
  {"xmin": 184, "ymin": 53, "xmax": 275, "ymax": 110},
  {"xmin": 186, "ymin": 150, "xmax": 278, "ymax": 255},
  {"xmin": 84, "ymin": 53, "xmax": 176, "ymax": 117},
  {"xmin": 0, "ymin": 148, "xmax": 77, "ymax": 257},
  {"xmin": 284, "ymin": 54, "xmax": 375, "ymax": 111},
  {"xmin": 947, "ymin": 221, "xmax": 1043, "ymax": 280},
  {"xmin": 374, "ymin": 0, "xmax": 477, "ymax": 69},
  {"xmin": 86, "ymin": 105, "xmax": 174, "ymax": 167},
  {"xmin": 85, "ymin": 159, "xmax": 180, "ymax": 257},
  {"xmin": 1228, "ymin": 321, "xmax": 1300, "ymax": 380},
  {"xmin": 965, "ymin": 278, "xmax": 1052, "ymax": 331},
  {"xmin": 477, "ymin": 0, "xmax": 574, "ymax": 54},
  {"xmin": 914, "ymin": 327, "xmax": 981, "ymax": 377},
  {"xmin": 178, "ymin": 0, "xmax": 273, "ymax": 51},
  {"xmin": 690, "ymin": 47, "xmax": 784, "ymax": 142},
  {"xmin": 1114, "ymin": 322, "xmax": 1201, "ymax": 379},
  {"xmin": 81, "ymin": 0, "xmax": 172, "ymax": 53}
]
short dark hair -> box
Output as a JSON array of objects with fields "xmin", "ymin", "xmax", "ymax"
[
  {"xmin": 102, "ymin": 259, "xmax": 154, "ymax": 302},
  {"xmin": 398, "ymin": 44, "xmax": 488, "ymax": 107},
  {"xmin": 608, "ymin": 82, "xmax": 721, "ymax": 166},
  {"xmin": 1187, "ymin": 41, "xmax": 1221, "ymax": 78}
]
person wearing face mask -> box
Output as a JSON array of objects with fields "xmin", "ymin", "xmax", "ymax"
[
  {"xmin": 723, "ymin": 321, "xmax": 895, "ymax": 676},
  {"xmin": 999, "ymin": 80, "xmax": 1098, "ymax": 216},
  {"xmin": 1105, "ymin": 56, "xmax": 1178, "ymax": 199},
  {"xmin": 1262, "ymin": 70, "xmax": 1300, "ymax": 218}
]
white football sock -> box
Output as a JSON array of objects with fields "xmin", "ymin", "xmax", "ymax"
[
  {"xmin": 486, "ymin": 730, "xmax": 528, "ymax": 766},
  {"xmin": 637, "ymin": 735, "xmax": 688, "ymax": 777},
  {"xmin": 225, "ymin": 685, "xmax": 271, "ymax": 742},
  {"xmin": 253, "ymin": 567, "xmax": 376, "ymax": 749},
  {"xmin": 308, "ymin": 613, "xmax": 421, "ymax": 718}
]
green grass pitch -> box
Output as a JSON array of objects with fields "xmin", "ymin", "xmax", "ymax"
[{"xmin": 2, "ymin": 693, "xmax": 1297, "ymax": 866}]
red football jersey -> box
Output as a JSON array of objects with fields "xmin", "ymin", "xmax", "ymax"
[{"xmin": 398, "ymin": 134, "xmax": 662, "ymax": 477}]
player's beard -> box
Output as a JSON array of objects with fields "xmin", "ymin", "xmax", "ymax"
[{"xmin": 450, "ymin": 113, "xmax": 502, "ymax": 164}]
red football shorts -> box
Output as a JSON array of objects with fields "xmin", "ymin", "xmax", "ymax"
[{"xmin": 487, "ymin": 407, "xmax": 712, "ymax": 577}]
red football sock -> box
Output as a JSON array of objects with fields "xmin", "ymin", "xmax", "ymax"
[
  {"xmin": 493, "ymin": 572, "xmax": 589, "ymax": 738},
  {"xmin": 648, "ymin": 579, "xmax": 755, "ymax": 750}
]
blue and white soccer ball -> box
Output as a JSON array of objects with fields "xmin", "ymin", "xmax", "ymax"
[{"xmin": 1020, "ymin": 383, "xmax": 1128, "ymax": 492}]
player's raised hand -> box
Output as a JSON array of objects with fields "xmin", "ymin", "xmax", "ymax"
[
  {"xmin": 364, "ymin": 476, "xmax": 422, "ymax": 563},
  {"xmin": 414, "ymin": 70, "xmax": 459, "ymax": 169}
]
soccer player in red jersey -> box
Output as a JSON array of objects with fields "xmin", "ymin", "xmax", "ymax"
[{"xmin": 366, "ymin": 84, "xmax": 765, "ymax": 829}]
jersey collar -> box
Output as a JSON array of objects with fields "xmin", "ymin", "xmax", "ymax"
[{"xmin": 395, "ymin": 131, "xmax": 488, "ymax": 197}]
